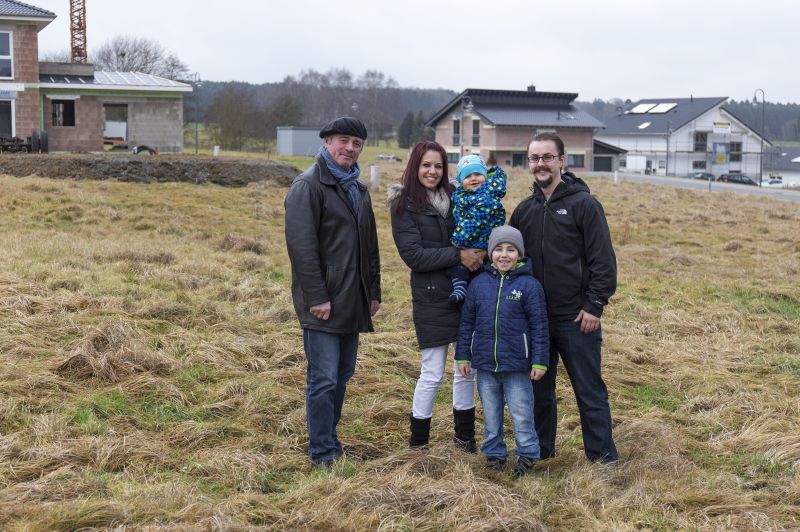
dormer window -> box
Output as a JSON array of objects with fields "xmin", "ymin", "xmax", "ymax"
[{"xmin": 0, "ymin": 32, "xmax": 12, "ymax": 79}]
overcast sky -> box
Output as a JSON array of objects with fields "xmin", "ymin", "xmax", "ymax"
[{"xmin": 31, "ymin": 0, "xmax": 796, "ymax": 104}]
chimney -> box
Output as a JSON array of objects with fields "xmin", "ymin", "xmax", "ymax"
[{"xmin": 527, "ymin": 85, "xmax": 536, "ymax": 92}]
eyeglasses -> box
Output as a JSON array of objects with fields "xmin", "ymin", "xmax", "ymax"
[{"xmin": 527, "ymin": 153, "xmax": 559, "ymax": 163}]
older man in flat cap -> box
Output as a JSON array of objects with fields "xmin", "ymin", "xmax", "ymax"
[{"xmin": 284, "ymin": 117, "xmax": 381, "ymax": 468}]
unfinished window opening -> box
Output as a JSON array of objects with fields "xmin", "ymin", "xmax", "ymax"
[
  {"xmin": 52, "ymin": 100, "xmax": 76, "ymax": 127},
  {"xmin": 104, "ymin": 104, "xmax": 129, "ymax": 141}
]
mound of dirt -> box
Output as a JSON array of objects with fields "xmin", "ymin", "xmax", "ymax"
[{"xmin": 0, "ymin": 153, "xmax": 300, "ymax": 187}]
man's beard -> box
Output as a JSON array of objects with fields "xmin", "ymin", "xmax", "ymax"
[{"xmin": 534, "ymin": 167, "xmax": 555, "ymax": 189}]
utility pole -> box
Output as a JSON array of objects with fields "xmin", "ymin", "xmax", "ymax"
[
  {"xmin": 70, "ymin": 0, "xmax": 88, "ymax": 63},
  {"xmin": 753, "ymin": 89, "xmax": 765, "ymax": 187}
]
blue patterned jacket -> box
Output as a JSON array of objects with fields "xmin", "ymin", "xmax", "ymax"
[{"xmin": 451, "ymin": 166, "xmax": 507, "ymax": 249}]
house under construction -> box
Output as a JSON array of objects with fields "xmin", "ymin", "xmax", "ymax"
[{"xmin": 0, "ymin": 0, "xmax": 192, "ymax": 152}]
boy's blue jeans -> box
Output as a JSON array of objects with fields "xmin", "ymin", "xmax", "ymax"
[
  {"xmin": 476, "ymin": 369, "xmax": 540, "ymax": 460},
  {"xmin": 303, "ymin": 328, "xmax": 359, "ymax": 464}
]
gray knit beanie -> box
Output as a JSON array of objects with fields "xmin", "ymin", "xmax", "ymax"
[{"xmin": 488, "ymin": 225, "xmax": 525, "ymax": 257}]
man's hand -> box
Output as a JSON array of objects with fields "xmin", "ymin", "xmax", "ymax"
[
  {"xmin": 457, "ymin": 362, "xmax": 471, "ymax": 379},
  {"xmin": 460, "ymin": 248, "xmax": 485, "ymax": 272},
  {"xmin": 309, "ymin": 301, "xmax": 331, "ymax": 321},
  {"xmin": 370, "ymin": 300, "xmax": 380, "ymax": 317},
  {"xmin": 574, "ymin": 309, "xmax": 600, "ymax": 333},
  {"xmin": 531, "ymin": 368, "xmax": 545, "ymax": 381}
]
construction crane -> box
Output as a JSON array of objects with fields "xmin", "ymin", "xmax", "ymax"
[{"xmin": 69, "ymin": 0, "xmax": 87, "ymax": 63}]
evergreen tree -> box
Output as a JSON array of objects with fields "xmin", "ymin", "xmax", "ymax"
[
  {"xmin": 397, "ymin": 112, "xmax": 415, "ymax": 149},
  {"xmin": 412, "ymin": 111, "xmax": 428, "ymax": 144}
]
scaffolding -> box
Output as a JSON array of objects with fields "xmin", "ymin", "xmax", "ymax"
[{"xmin": 69, "ymin": 0, "xmax": 87, "ymax": 63}]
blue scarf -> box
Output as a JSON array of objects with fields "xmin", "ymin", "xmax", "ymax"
[{"xmin": 319, "ymin": 146, "xmax": 362, "ymax": 217}]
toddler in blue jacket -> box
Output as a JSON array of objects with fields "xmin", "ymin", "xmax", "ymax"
[
  {"xmin": 447, "ymin": 154, "xmax": 507, "ymax": 304},
  {"xmin": 455, "ymin": 225, "xmax": 549, "ymax": 477}
]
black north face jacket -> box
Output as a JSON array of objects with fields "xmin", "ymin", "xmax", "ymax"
[{"xmin": 509, "ymin": 172, "xmax": 616, "ymax": 321}]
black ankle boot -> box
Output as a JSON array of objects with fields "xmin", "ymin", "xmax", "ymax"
[
  {"xmin": 409, "ymin": 414, "xmax": 431, "ymax": 449},
  {"xmin": 453, "ymin": 407, "xmax": 477, "ymax": 453}
]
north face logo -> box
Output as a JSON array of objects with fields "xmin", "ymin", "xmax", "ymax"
[{"xmin": 556, "ymin": 208, "xmax": 568, "ymax": 215}]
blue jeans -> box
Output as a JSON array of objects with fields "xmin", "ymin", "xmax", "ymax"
[
  {"xmin": 477, "ymin": 370, "xmax": 540, "ymax": 460},
  {"xmin": 533, "ymin": 320, "xmax": 617, "ymax": 462},
  {"xmin": 303, "ymin": 328, "xmax": 359, "ymax": 464}
]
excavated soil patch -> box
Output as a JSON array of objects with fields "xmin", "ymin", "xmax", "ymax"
[{"xmin": 0, "ymin": 154, "xmax": 299, "ymax": 187}]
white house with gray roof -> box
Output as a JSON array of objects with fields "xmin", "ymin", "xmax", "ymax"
[{"xmin": 595, "ymin": 97, "xmax": 770, "ymax": 180}]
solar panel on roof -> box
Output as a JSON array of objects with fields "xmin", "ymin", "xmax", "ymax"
[
  {"xmin": 649, "ymin": 103, "xmax": 677, "ymax": 114},
  {"xmin": 630, "ymin": 103, "xmax": 656, "ymax": 114}
]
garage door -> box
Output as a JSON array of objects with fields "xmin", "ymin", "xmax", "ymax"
[{"xmin": 594, "ymin": 156, "xmax": 612, "ymax": 172}]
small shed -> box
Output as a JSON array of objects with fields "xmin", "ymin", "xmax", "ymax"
[{"xmin": 277, "ymin": 126, "xmax": 320, "ymax": 156}]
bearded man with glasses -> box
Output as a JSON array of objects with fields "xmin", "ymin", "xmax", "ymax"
[{"xmin": 508, "ymin": 132, "xmax": 618, "ymax": 464}]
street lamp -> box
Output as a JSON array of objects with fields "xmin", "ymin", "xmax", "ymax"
[
  {"xmin": 753, "ymin": 88, "xmax": 765, "ymax": 187},
  {"xmin": 191, "ymin": 73, "xmax": 203, "ymax": 155}
]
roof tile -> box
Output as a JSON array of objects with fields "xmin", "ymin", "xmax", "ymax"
[{"xmin": 0, "ymin": 0, "xmax": 56, "ymax": 18}]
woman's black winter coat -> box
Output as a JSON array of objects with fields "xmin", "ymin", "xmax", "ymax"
[{"xmin": 389, "ymin": 187, "xmax": 462, "ymax": 349}]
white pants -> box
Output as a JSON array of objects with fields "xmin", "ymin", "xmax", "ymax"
[{"xmin": 411, "ymin": 344, "xmax": 475, "ymax": 419}]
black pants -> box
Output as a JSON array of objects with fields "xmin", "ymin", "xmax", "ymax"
[{"xmin": 533, "ymin": 320, "xmax": 618, "ymax": 462}]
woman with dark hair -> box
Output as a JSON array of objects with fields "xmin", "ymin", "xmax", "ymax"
[{"xmin": 388, "ymin": 141, "xmax": 485, "ymax": 450}]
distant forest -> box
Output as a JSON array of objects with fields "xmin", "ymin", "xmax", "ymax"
[
  {"xmin": 186, "ymin": 71, "xmax": 800, "ymax": 149},
  {"xmin": 186, "ymin": 69, "xmax": 455, "ymax": 150}
]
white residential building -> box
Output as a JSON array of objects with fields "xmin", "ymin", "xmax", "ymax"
[{"xmin": 596, "ymin": 97, "xmax": 770, "ymax": 181}]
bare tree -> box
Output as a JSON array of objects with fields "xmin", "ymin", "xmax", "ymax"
[
  {"xmin": 357, "ymin": 70, "xmax": 400, "ymax": 145},
  {"xmin": 39, "ymin": 49, "xmax": 71, "ymax": 63},
  {"xmin": 208, "ymin": 83, "xmax": 254, "ymax": 151},
  {"xmin": 92, "ymin": 36, "xmax": 189, "ymax": 79}
]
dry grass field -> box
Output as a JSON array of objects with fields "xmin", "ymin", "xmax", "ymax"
[{"xmin": 0, "ymin": 163, "xmax": 798, "ymax": 530}]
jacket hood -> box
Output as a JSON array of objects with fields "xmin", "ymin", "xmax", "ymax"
[
  {"xmin": 485, "ymin": 257, "xmax": 534, "ymax": 279},
  {"xmin": 533, "ymin": 171, "xmax": 590, "ymax": 201},
  {"xmin": 386, "ymin": 182, "xmax": 404, "ymax": 204}
]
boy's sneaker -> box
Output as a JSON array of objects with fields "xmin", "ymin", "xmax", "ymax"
[
  {"xmin": 312, "ymin": 457, "xmax": 336, "ymax": 470},
  {"xmin": 448, "ymin": 278, "xmax": 467, "ymax": 304},
  {"xmin": 513, "ymin": 456, "xmax": 537, "ymax": 478},
  {"xmin": 485, "ymin": 457, "xmax": 507, "ymax": 471}
]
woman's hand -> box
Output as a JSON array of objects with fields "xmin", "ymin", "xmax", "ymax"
[{"xmin": 460, "ymin": 248, "xmax": 484, "ymax": 272}]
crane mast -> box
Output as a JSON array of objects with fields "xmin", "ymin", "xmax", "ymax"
[{"xmin": 69, "ymin": 0, "xmax": 87, "ymax": 63}]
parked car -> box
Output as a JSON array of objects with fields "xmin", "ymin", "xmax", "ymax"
[
  {"xmin": 717, "ymin": 173, "xmax": 757, "ymax": 186},
  {"xmin": 376, "ymin": 154, "xmax": 402, "ymax": 162},
  {"xmin": 692, "ymin": 172, "xmax": 716, "ymax": 180},
  {"xmin": 763, "ymin": 178, "xmax": 784, "ymax": 188}
]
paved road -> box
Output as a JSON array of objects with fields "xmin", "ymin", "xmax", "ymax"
[{"xmin": 584, "ymin": 172, "xmax": 800, "ymax": 203}]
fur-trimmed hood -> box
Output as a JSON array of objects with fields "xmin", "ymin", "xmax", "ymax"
[{"xmin": 386, "ymin": 182, "xmax": 404, "ymax": 204}]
